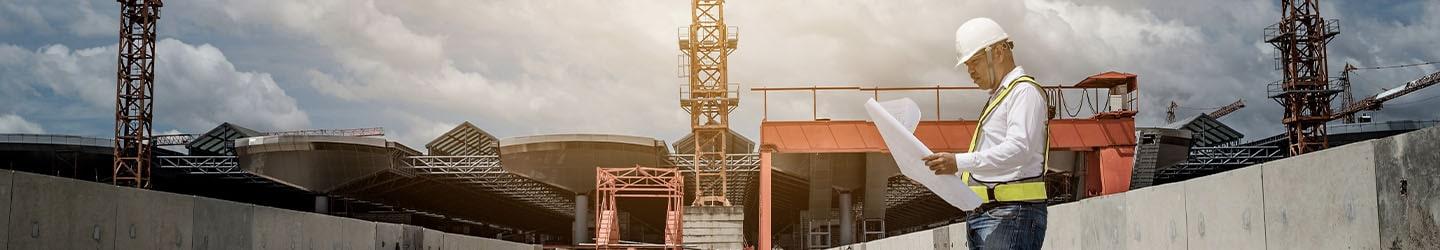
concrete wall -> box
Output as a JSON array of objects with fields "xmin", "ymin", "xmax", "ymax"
[
  {"xmin": 0, "ymin": 169, "xmax": 539, "ymax": 250},
  {"xmin": 684, "ymin": 206, "xmax": 745, "ymax": 250},
  {"xmin": 827, "ymin": 126, "xmax": 1440, "ymax": 250}
]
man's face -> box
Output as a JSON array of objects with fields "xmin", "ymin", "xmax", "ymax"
[{"xmin": 963, "ymin": 49, "xmax": 994, "ymax": 90}]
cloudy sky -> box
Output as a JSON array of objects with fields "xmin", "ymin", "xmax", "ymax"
[{"xmin": 2, "ymin": 0, "xmax": 1437, "ymax": 149}]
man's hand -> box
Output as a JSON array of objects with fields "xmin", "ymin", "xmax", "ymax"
[{"xmin": 923, "ymin": 153, "xmax": 958, "ymax": 175}]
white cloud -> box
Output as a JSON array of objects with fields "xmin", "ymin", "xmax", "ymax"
[
  {"xmin": 0, "ymin": 0, "xmax": 116, "ymax": 37},
  {"xmin": 7, "ymin": 0, "xmax": 1440, "ymax": 146},
  {"xmin": 0, "ymin": 39, "xmax": 310, "ymax": 134},
  {"xmin": 0, "ymin": 114, "xmax": 45, "ymax": 133},
  {"xmin": 180, "ymin": 0, "xmax": 1424, "ymax": 144}
]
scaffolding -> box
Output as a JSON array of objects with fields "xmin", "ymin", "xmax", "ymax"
[{"xmin": 595, "ymin": 166, "xmax": 685, "ymax": 249}]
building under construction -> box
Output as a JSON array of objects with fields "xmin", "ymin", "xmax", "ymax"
[{"xmin": 0, "ymin": 0, "xmax": 1437, "ymax": 249}]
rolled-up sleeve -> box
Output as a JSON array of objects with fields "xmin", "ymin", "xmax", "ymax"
[{"xmin": 954, "ymin": 84, "xmax": 1047, "ymax": 172}]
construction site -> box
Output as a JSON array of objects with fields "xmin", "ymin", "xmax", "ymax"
[{"xmin": 0, "ymin": 0, "xmax": 1437, "ymax": 249}]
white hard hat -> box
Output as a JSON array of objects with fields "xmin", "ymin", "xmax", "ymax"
[{"xmin": 954, "ymin": 17, "xmax": 1009, "ymax": 68}]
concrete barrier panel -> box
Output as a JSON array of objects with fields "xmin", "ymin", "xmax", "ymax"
[
  {"xmin": 440, "ymin": 232, "xmax": 466, "ymax": 250},
  {"xmin": 302, "ymin": 211, "xmax": 343, "ymax": 250},
  {"xmin": 827, "ymin": 243, "xmax": 864, "ymax": 250},
  {"xmin": 375, "ymin": 222, "xmax": 406, "ymax": 250},
  {"xmin": 1125, "ymin": 182, "xmax": 1187, "ymax": 249},
  {"xmin": 862, "ymin": 233, "xmax": 898, "ymax": 249},
  {"xmin": 1042, "ymin": 202, "xmax": 1082, "ymax": 249},
  {"xmin": 115, "ymin": 187, "xmax": 194, "ymax": 249},
  {"xmin": 1183, "ymin": 166, "xmax": 1264, "ymax": 249},
  {"xmin": 478, "ymin": 237, "xmax": 541, "ymax": 250},
  {"xmin": 944, "ymin": 222, "xmax": 968, "ymax": 250},
  {"xmin": 7, "ymin": 171, "xmax": 116, "ymax": 249},
  {"xmin": 192, "ymin": 197, "xmax": 254, "ymax": 250},
  {"xmin": 1262, "ymin": 141, "xmax": 1380, "ymax": 249},
  {"xmin": 252, "ymin": 205, "xmax": 306, "ymax": 250},
  {"xmin": 402, "ymin": 225, "xmax": 425, "ymax": 250},
  {"xmin": 0, "ymin": 170, "xmax": 13, "ymax": 249},
  {"xmin": 338, "ymin": 217, "xmax": 377, "ymax": 250},
  {"xmin": 1080, "ymin": 193, "xmax": 1127, "ymax": 250},
  {"xmin": 1372, "ymin": 127, "xmax": 1440, "ymax": 248},
  {"xmin": 422, "ymin": 228, "xmax": 445, "ymax": 250},
  {"xmin": 865, "ymin": 229, "xmax": 931, "ymax": 249}
]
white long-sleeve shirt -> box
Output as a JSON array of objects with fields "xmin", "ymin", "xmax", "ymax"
[{"xmin": 955, "ymin": 66, "xmax": 1048, "ymax": 183}]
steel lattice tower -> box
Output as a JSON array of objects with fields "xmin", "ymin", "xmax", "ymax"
[
  {"xmin": 679, "ymin": 0, "xmax": 738, "ymax": 206},
  {"xmin": 1265, "ymin": 0, "xmax": 1339, "ymax": 156},
  {"xmin": 114, "ymin": 0, "xmax": 163, "ymax": 188}
]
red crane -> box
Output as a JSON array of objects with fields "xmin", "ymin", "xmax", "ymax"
[
  {"xmin": 113, "ymin": 0, "xmax": 164, "ymax": 188},
  {"xmin": 1335, "ymin": 64, "xmax": 1440, "ymax": 124}
]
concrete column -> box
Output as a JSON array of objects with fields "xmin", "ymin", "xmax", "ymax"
[
  {"xmin": 574, "ymin": 194, "xmax": 588, "ymax": 245},
  {"xmin": 838, "ymin": 191, "xmax": 854, "ymax": 245},
  {"xmin": 864, "ymin": 153, "xmax": 892, "ymax": 219},
  {"xmin": 313, "ymin": 195, "xmax": 328, "ymax": 213},
  {"xmin": 808, "ymin": 154, "xmax": 834, "ymax": 219},
  {"xmin": 759, "ymin": 147, "xmax": 774, "ymax": 250}
]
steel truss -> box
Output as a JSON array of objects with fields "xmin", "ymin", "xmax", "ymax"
[
  {"xmin": 156, "ymin": 155, "xmax": 559, "ymax": 243},
  {"xmin": 884, "ymin": 176, "xmax": 932, "ymax": 208},
  {"xmin": 679, "ymin": 0, "xmax": 741, "ymax": 207},
  {"xmin": 1265, "ymin": 0, "xmax": 1340, "ymax": 155},
  {"xmin": 114, "ymin": 0, "xmax": 164, "ymax": 188},
  {"xmin": 667, "ymin": 153, "xmax": 758, "ymax": 204},
  {"xmin": 595, "ymin": 166, "xmax": 685, "ymax": 249},
  {"xmin": 402, "ymin": 156, "xmax": 574, "ymax": 216},
  {"xmin": 153, "ymin": 156, "xmax": 273, "ymax": 184},
  {"xmin": 1169, "ymin": 146, "xmax": 1286, "ymax": 176}
]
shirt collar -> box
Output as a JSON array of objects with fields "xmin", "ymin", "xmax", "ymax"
[{"xmin": 990, "ymin": 66, "xmax": 1025, "ymax": 95}]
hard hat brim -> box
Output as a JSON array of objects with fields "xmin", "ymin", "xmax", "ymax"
[{"xmin": 955, "ymin": 37, "xmax": 1005, "ymax": 70}]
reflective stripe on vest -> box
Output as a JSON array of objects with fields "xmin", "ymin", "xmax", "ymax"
[{"xmin": 962, "ymin": 75, "xmax": 1049, "ymax": 203}]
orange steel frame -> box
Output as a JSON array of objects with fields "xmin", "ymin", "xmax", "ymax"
[
  {"xmin": 751, "ymin": 84, "xmax": 1115, "ymax": 121},
  {"xmin": 114, "ymin": 0, "xmax": 164, "ymax": 188},
  {"xmin": 595, "ymin": 166, "xmax": 685, "ymax": 249},
  {"xmin": 680, "ymin": 0, "xmax": 740, "ymax": 207}
]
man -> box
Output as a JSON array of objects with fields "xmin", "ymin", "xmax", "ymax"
[{"xmin": 922, "ymin": 17, "xmax": 1050, "ymax": 250}]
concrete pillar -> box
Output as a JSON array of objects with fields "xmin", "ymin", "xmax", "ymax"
[
  {"xmin": 759, "ymin": 147, "xmax": 774, "ymax": 250},
  {"xmin": 574, "ymin": 194, "xmax": 588, "ymax": 245},
  {"xmin": 864, "ymin": 153, "xmax": 896, "ymax": 219},
  {"xmin": 313, "ymin": 195, "xmax": 328, "ymax": 213},
  {"xmin": 838, "ymin": 191, "xmax": 854, "ymax": 245},
  {"xmin": 808, "ymin": 154, "xmax": 833, "ymax": 219}
]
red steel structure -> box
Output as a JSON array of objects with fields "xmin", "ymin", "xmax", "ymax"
[
  {"xmin": 595, "ymin": 166, "xmax": 685, "ymax": 249},
  {"xmin": 1265, "ymin": 0, "xmax": 1340, "ymax": 156},
  {"xmin": 114, "ymin": 0, "xmax": 164, "ymax": 188}
]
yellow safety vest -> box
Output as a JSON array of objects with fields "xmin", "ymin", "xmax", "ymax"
[{"xmin": 962, "ymin": 75, "xmax": 1050, "ymax": 203}]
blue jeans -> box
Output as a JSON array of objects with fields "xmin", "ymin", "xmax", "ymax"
[{"xmin": 966, "ymin": 203, "xmax": 1047, "ymax": 250}]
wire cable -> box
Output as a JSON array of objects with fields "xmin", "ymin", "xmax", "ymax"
[{"xmin": 1351, "ymin": 61, "xmax": 1440, "ymax": 71}]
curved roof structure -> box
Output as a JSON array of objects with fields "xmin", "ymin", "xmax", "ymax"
[
  {"xmin": 498, "ymin": 134, "xmax": 670, "ymax": 193},
  {"xmin": 234, "ymin": 135, "xmax": 419, "ymax": 193}
]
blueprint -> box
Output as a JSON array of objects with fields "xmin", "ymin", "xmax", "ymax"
[{"xmin": 864, "ymin": 98, "xmax": 983, "ymax": 211}]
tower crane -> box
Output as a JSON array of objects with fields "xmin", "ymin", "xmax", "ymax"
[
  {"xmin": 1335, "ymin": 62, "xmax": 1440, "ymax": 124},
  {"xmin": 1165, "ymin": 99, "xmax": 1246, "ymax": 123},
  {"xmin": 114, "ymin": 0, "xmax": 164, "ymax": 188}
]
